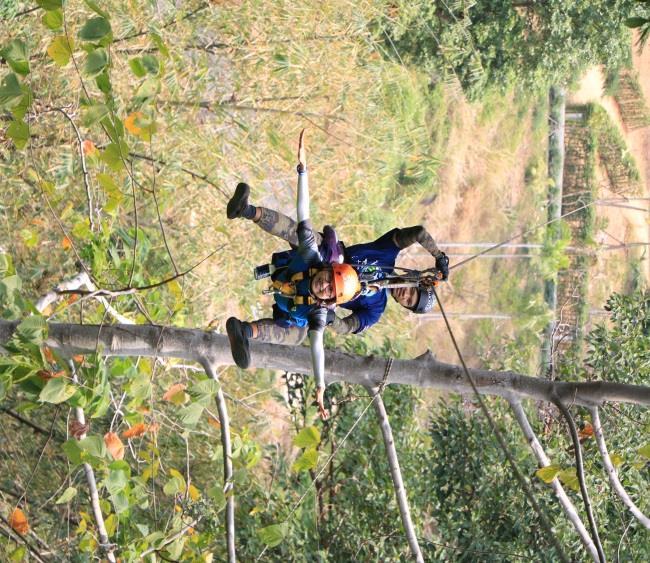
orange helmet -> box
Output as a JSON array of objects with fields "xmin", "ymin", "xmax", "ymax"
[{"xmin": 331, "ymin": 263, "xmax": 361, "ymax": 304}]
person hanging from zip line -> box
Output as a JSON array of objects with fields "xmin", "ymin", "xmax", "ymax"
[
  {"xmin": 225, "ymin": 154, "xmax": 450, "ymax": 344},
  {"xmin": 226, "ymin": 130, "xmax": 361, "ymax": 420}
]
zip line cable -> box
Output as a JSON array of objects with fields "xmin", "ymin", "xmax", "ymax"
[
  {"xmin": 431, "ymin": 285, "xmax": 570, "ymax": 563},
  {"xmin": 450, "ymin": 199, "xmax": 598, "ymax": 271}
]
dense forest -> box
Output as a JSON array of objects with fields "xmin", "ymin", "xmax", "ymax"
[{"xmin": 0, "ymin": 1, "xmax": 649, "ymax": 561}]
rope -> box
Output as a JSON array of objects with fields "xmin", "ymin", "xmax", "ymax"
[
  {"xmin": 378, "ymin": 357, "xmax": 393, "ymax": 395},
  {"xmin": 431, "ymin": 285, "xmax": 570, "ymax": 563}
]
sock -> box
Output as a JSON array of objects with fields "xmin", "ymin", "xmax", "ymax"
[{"xmin": 242, "ymin": 204, "xmax": 256, "ymax": 220}]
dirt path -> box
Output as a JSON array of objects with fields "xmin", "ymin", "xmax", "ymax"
[{"xmin": 568, "ymin": 43, "xmax": 650, "ymax": 296}]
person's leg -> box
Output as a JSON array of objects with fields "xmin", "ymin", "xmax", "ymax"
[
  {"xmin": 252, "ymin": 319, "xmax": 308, "ymax": 345},
  {"xmin": 226, "ymin": 317, "xmax": 308, "ymax": 369},
  {"xmin": 227, "ymin": 182, "xmax": 303, "ymax": 247}
]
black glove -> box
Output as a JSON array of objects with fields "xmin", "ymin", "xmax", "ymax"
[{"xmin": 435, "ymin": 252, "xmax": 449, "ymax": 281}]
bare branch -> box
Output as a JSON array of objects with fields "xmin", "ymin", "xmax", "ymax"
[
  {"xmin": 365, "ymin": 385, "xmax": 423, "ymax": 563},
  {"xmin": 509, "ymin": 400, "xmax": 599, "ymax": 561},
  {"xmin": 590, "ymin": 407, "xmax": 650, "ymax": 529},
  {"xmin": 203, "ymin": 362, "xmax": 235, "ymax": 563},
  {"xmin": 553, "ymin": 398, "xmax": 606, "ymax": 563},
  {"xmin": 36, "ymin": 271, "xmax": 133, "ymax": 324},
  {"xmin": 69, "ymin": 362, "xmax": 117, "ymax": 563}
]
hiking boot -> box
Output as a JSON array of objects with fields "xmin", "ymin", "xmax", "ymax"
[
  {"xmin": 226, "ymin": 317, "xmax": 251, "ymax": 368},
  {"xmin": 227, "ymin": 182, "xmax": 251, "ymax": 219}
]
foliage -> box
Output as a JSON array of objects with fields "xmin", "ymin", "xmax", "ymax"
[
  {"xmin": 377, "ymin": 0, "xmax": 636, "ymax": 98},
  {"xmin": 626, "ymin": 0, "xmax": 650, "ymax": 52}
]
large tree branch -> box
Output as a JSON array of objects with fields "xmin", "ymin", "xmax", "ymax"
[
  {"xmin": 509, "ymin": 400, "xmax": 599, "ymax": 561},
  {"xmin": 366, "ymin": 385, "xmax": 423, "ymax": 563},
  {"xmin": 590, "ymin": 407, "xmax": 650, "ymax": 529},
  {"xmin": 1, "ymin": 322, "xmax": 648, "ymax": 407}
]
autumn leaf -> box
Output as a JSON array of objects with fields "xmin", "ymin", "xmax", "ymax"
[
  {"xmin": 62, "ymin": 236, "xmax": 72, "ymax": 250},
  {"xmin": 38, "ymin": 369, "xmax": 65, "ymax": 380},
  {"xmin": 72, "ymin": 355, "xmax": 84, "ymax": 364},
  {"xmin": 207, "ymin": 416, "xmax": 220, "ymax": 429},
  {"xmin": 147, "ymin": 422, "xmax": 160, "ymax": 434},
  {"xmin": 104, "ymin": 432, "xmax": 125, "ymax": 460},
  {"xmin": 67, "ymin": 294, "xmax": 79, "ymax": 305},
  {"xmin": 82, "ymin": 139, "xmax": 97, "ymax": 156},
  {"xmin": 69, "ymin": 420, "xmax": 89, "ymax": 439},
  {"xmin": 124, "ymin": 111, "xmax": 144, "ymax": 135},
  {"xmin": 578, "ymin": 422, "xmax": 594, "ymax": 441},
  {"xmin": 162, "ymin": 383, "xmax": 186, "ymax": 403},
  {"xmin": 9, "ymin": 508, "xmax": 29, "ymax": 535},
  {"xmin": 42, "ymin": 346, "xmax": 55, "ymax": 364},
  {"xmin": 122, "ymin": 422, "xmax": 147, "ymax": 439}
]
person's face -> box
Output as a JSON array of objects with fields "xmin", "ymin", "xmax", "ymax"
[
  {"xmin": 391, "ymin": 286, "xmax": 418, "ymax": 309},
  {"xmin": 311, "ymin": 269, "xmax": 335, "ymax": 300}
]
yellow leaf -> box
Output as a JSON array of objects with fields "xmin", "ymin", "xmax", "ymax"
[
  {"xmin": 122, "ymin": 422, "xmax": 147, "ymax": 439},
  {"xmin": 535, "ymin": 464, "xmax": 561, "ymax": 484},
  {"xmin": 188, "ymin": 484, "xmax": 200, "ymax": 501},
  {"xmin": 104, "ymin": 432, "xmax": 125, "ymax": 460},
  {"xmin": 9, "ymin": 508, "xmax": 29, "ymax": 535}
]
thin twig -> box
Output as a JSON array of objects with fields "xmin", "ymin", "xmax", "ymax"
[
  {"xmin": 114, "ymin": 2, "xmax": 209, "ymax": 43},
  {"xmin": 148, "ymin": 137, "xmax": 179, "ymax": 274},
  {"xmin": 56, "ymin": 244, "xmax": 224, "ymax": 296},
  {"xmin": 44, "ymin": 108, "xmax": 95, "ymax": 231}
]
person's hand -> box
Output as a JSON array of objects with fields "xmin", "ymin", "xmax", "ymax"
[
  {"xmin": 435, "ymin": 252, "xmax": 450, "ymax": 281},
  {"xmin": 297, "ymin": 128, "xmax": 307, "ymax": 173},
  {"xmin": 316, "ymin": 387, "xmax": 329, "ymax": 420}
]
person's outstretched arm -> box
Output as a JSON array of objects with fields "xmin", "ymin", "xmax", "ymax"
[
  {"xmin": 295, "ymin": 131, "xmax": 322, "ymax": 264},
  {"xmin": 308, "ymin": 308, "xmax": 329, "ymax": 420},
  {"xmin": 393, "ymin": 226, "xmax": 449, "ymax": 279}
]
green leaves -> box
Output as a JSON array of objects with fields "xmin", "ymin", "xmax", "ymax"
[
  {"xmin": 42, "ymin": 9, "xmax": 63, "ymax": 30},
  {"xmin": 163, "ymin": 469, "xmax": 186, "ymax": 496},
  {"xmin": 6, "ymin": 119, "xmax": 29, "ymax": 149},
  {"xmin": 292, "ymin": 448, "xmax": 318, "ymax": 472},
  {"xmin": 292, "ymin": 426, "xmax": 320, "ymax": 472},
  {"xmin": 82, "ymin": 103, "xmax": 109, "ymax": 127},
  {"xmin": 293, "ymin": 426, "xmax": 321, "ymax": 448},
  {"xmin": 535, "ymin": 464, "xmax": 561, "ymax": 484},
  {"xmin": 85, "ymin": 48, "xmax": 108, "ymax": 76},
  {"xmin": 1, "ymin": 40, "xmax": 30, "ymax": 76},
  {"xmin": 78, "ymin": 17, "xmax": 112, "ymax": 42},
  {"xmin": 36, "ymin": 0, "xmax": 63, "ymax": 10},
  {"xmin": 638, "ymin": 443, "xmax": 650, "ymax": 460},
  {"xmin": 535, "ymin": 464, "xmax": 578, "ymax": 491},
  {"xmin": 56, "ymin": 487, "xmax": 78, "ymax": 504},
  {"xmin": 47, "ymin": 36, "xmax": 74, "ymax": 67},
  {"xmin": 39, "ymin": 377, "xmax": 76, "ymax": 404},
  {"xmin": 257, "ymin": 523, "xmax": 288, "ymax": 548},
  {"xmin": 0, "ymin": 74, "xmax": 23, "ymax": 109}
]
